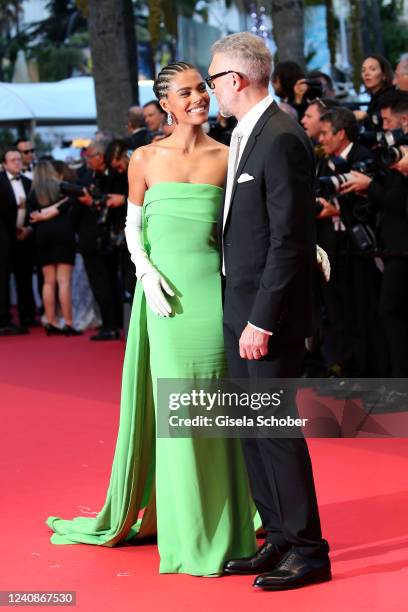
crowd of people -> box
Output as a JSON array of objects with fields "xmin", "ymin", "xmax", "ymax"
[{"xmin": 1, "ymin": 53, "xmax": 408, "ymax": 379}]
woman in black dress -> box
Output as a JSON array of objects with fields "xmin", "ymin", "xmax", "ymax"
[
  {"xmin": 29, "ymin": 160, "xmax": 81, "ymax": 336},
  {"xmin": 357, "ymin": 54, "xmax": 395, "ymax": 128}
]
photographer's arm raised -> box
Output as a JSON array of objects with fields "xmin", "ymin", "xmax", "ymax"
[{"xmin": 126, "ymin": 149, "xmax": 174, "ymax": 317}]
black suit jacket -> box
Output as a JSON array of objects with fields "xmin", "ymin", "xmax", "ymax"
[
  {"xmin": 220, "ymin": 101, "xmax": 317, "ymax": 342},
  {"xmin": 0, "ymin": 171, "xmax": 32, "ymax": 236},
  {"xmin": 124, "ymin": 128, "xmax": 150, "ymax": 151}
]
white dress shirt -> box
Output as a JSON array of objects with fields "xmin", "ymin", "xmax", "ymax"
[
  {"xmin": 6, "ymin": 171, "xmax": 27, "ymax": 228},
  {"xmin": 223, "ymin": 94, "xmax": 274, "ymax": 336}
]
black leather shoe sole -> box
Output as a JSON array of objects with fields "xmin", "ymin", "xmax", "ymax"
[{"xmin": 253, "ymin": 567, "xmax": 332, "ymax": 590}]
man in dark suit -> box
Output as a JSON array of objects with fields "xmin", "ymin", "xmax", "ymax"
[
  {"xmin": 208, "ymin": 32, "xmax": 331, "ymax": 590},
  {"xmin": 0, "ymin": 147, "xmax": 35, "ymax": 335},
  {"xmin": 124, "ymin": 106, "xmax": 150, "ymax": 151}
]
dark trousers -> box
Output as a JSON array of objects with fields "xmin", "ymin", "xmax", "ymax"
[
  {"xmin": 321, "ymin": 243, "xmax": 387, "ymax": 376},
  {"xmin": 380, "ymin": 257, "xmax": 408, "ymax": 377},
  {"xmin": 0, "ymin": 223, "xmax": 11, "ymax": 326},
  {"xmin": 83, "ymin": 250, "xmax": 121, "ymax": 331},
  {"xmin": 11, "ymin": 236, "xmax": 36, "ymax": 325},
  {"xmin": 223, "ymin": 321, "xmax": 324, "ymax": 556}
]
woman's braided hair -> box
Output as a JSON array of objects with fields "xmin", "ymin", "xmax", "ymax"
[{"xmin": 153, "ymin": 62, "xmax": 195, "ymax": 100}]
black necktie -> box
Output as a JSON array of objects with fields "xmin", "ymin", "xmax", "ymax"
[{"xmin": 11, "ymin": 175, "xmax": 21, "ymax": 181}]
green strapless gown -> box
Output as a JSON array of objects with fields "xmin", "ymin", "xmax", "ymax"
[{"xmin": 46, "ymin": 183, "xmax": 257, "ymax": 575}]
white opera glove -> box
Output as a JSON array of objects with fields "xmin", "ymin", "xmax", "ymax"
[
  {"xmin": 125, "ymin": 200, "xmax": 174, "ymax": 316},
  {"xmin": 316, "ymin": 244, "xmax": 331, "ymax": 283}
]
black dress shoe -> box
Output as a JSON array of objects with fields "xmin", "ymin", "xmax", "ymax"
[
  {"xmin": 253, "ymin": 548, "xmax": 332, "ymax": 591},
  {"xmin": 0, "ymin": 323, "xmax": 29, "ymax": 336},
  {"xmin": 90, "ymin": 329, "xmax": 121, "ymax": 341},
  {"xmin": 63, "ymin": 325, "xmax": 83, "ymax": 337},
  {"xmin": 224, "ymin": 542, "xmax": 288, "ymax": 575}
]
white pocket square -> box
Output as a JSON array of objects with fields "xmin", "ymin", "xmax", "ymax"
[{"xmin": 237, "ymin": 173, "xmax": 254, "ymax": 183}]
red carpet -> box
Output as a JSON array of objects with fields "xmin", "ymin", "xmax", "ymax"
[{"xmin": 1, "ymin": 328, "xmax": 407, "ymax": 611}]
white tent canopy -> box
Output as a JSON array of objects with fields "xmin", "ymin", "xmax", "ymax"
[{"xmin": 0, "ymin": 76, "xmax": 219, "ymax": 125}]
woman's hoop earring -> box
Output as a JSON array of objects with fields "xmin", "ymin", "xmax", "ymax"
[{"xmin": 167, "ymin": 113, "xmax": 173, "ymax": 126}]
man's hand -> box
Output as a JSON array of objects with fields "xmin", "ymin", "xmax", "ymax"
[
  {"xmin": 106, "ymin": 194, "xmax": 125, "ymax": 208},
  {"xmin": 16, "ymin": 227, "xmax": 32, "ymax": 241},
  {"xmin": 316, "ymin": 197, "xmax": 339, "ymax": 219},
  {"xmin": 340, "ymin": 171, "xmax": 372, "ymax": 194},
  {"xmin": 316, "ymin": 244, "xmax": 331, "ymax": 282},
  {"xmin": 239, "ymin": 324, "xmax": 269, "ymax": 360},
  {"xmin": 392, "ymin": 147, "xmax": 408, "ymax": 176},
  {"xmin": 141, "ymin": 270, "xmax": 174, "ymax": 317},
  {"xmin": 78, "ymin": 188, "xmax": 93, "ymax": 206},
  {"xmin": 353, "ymin": 110, "xmax": 367, "ymax": 122}
]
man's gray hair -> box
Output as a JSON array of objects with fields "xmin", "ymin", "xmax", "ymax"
[
  {"xmin": 127, "ymin": 105, "xmax": 145, "ymax": 129},
  {"xmin": 211, "ymin": 32, "xmax": 273, "ymax": 87},
  {"xmin": 87, "ymin": 139, "xmax": 107, "ymax": 155},
  {"xmin": 398, "ymin": 53, "xmax": 408, "ymax": 74}
]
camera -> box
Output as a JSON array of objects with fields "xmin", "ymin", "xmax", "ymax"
[
  {"xmin": 304, "ymin": 78, "xmax": 324, "ymax": 102},
  {"xmin": 378, "ymin": 132, "xmax": 408, "ymax": 166}
]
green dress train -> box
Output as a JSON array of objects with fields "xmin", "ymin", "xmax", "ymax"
[{"xmin": 46, "ymin": 183, "xmax": 257, "ymax": 575}]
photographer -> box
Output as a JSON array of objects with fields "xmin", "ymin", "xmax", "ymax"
[
  {"xmin": 74, "ymin": 141, "xmax": 122, "ymax": 341},
  {"xmin": 103, "ymin": 139, "xmax": 134, "ymax": 303},
  {"xmin": 317, "ymin": 108, "xmax": 385, "ymax": 376},
  {"xmin": 341, "ymin": 91, "xmax": 408, "ymax": 376}
]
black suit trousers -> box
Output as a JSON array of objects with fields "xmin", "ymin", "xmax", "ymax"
[
  {"xmin": 223, "ymin": 321, "xmax": 324, "ymax": 556},
  {"xmin": 11, "ymin": 236, "xmax": 36, "ymax": 324}
]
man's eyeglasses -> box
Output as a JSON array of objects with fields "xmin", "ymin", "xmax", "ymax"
[
  {"xmin": 21, "ymin": 149, "xmax": 35, "ymax": 154},
  {"xmin": 205, "ymin": 70, "xmax": 242, "ymax": 89}
]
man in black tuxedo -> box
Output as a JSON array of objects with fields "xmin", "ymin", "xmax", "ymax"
[
  {"xmin": 208, "ymin": 33, "xmax": 331, "ymax": 590},
  {"xmin": 124, "ymin": 106, "xmax": 150, "ymax": 151},
  {"xmin": 0, "ymin": 147, "xmax": 35, "ymax": 335}
]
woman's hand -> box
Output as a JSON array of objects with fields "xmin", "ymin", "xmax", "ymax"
[{"xmin": 30, "ymin": 209, "xmax": 53, "ymax": 223}]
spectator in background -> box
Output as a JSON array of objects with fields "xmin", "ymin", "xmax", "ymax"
[
  {"xmin": 74, "ymin": 140, "xmax": 122, "ymax": 341},
  {"xmin": 0, "ymin": 147, "xmax": 36, "ymax": 335},
  {"xmin": 356, "ymin": 54, "xmax": 394, "ymax": 127},
  {"xmin": 143, "ymin": 100, "xmax": 166, "ymax": 140},
  {"xmin": 318, "ymin": 108, "xmax": 385, "ymax": 376},
  {"xmin": 125, "ymin": 106, "xmax": 150, "ymax": 151},
  {"xmin": 394, "ymin": 53, "xmax": 408, "ymax": 92},
  {"xmin": 271, "ymin": 61, "xmax": 305, "ymax": 108},
  {"xmin": 208, "ymin": 113, "xmax": 236, "ymax": 145},
  {"xmin": 29, "ymin": 160, "xmax": 81, "ymax": 336},
  {"xmin": 15, "ymin": 139, "xmax": 36, "ymax": 180}
]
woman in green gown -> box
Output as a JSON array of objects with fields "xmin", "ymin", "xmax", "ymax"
[{"xmin": 46, "ymin": 62, "xmax": 257, "ymax": 575}]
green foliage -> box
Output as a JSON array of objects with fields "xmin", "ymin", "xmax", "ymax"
[
  {"xmin": 381, "ymin": 0, "xmax": 408, "ymax": 65},
  {"xmin": 32, "ymin": 44, "xmax": 84, "ymax": 81}
]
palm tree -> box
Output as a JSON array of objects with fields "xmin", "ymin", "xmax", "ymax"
[
  {"xmin": 0, "ymin": 1, "xmax": 23, "ymax": 79},
  {"xmin": 271, "ymin": 0, "xmax": 305, "ymax": 68},
  {"xmin": 87, "ymin": 0, "xmax": 139, "ymax": 135}
]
